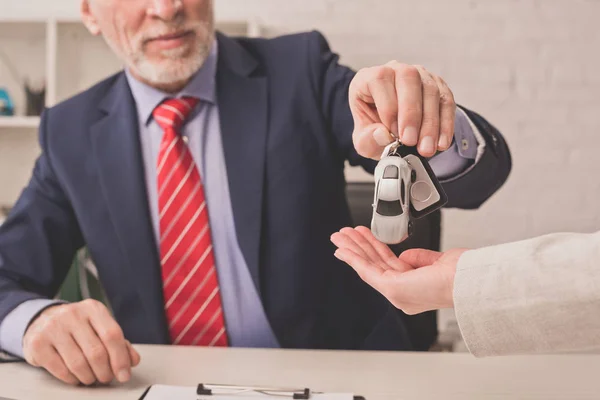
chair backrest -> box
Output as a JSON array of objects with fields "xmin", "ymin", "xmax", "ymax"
[
  {"xmin": 58, "ymin": 249, "xmax": 110, "ymax": 311},
  {"xmin": 345, "ymin": 182, "xmax": 441, "ymax": 351}
]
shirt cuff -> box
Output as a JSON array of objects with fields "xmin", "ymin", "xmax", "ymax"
[
  {"xmin": 429, "ymin": 107, "xmax": 486, "ymax": 179},
  {"xmin": 0, "ymin": 299, "xmax": 65, "ymax": 359}
]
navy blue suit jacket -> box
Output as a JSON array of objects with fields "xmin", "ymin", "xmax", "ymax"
[{"xmin": 0, "ymin": 32, "xmax": 511, "ymax": 351}]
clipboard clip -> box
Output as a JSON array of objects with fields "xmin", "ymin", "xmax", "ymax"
[{"xmin": 197, "ymin": 383, "xmax": 313, "ymax": 399}]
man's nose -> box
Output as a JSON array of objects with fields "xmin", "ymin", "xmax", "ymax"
[{"xmin": 148, "ymin": 0, "xmax": 182, "ymax": 21}]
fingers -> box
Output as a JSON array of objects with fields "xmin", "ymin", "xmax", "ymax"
[
  {"xmin": 350, "ymin": 61, "xmax": 456, "ymax": 159},
  {"xmin": 69, "ymin": 321, "xmax": 114, "ymax": 384},
  {"xmin": 349, "ymin": 66, "xmax": 403, "ymax": 160},
  {"xmin": 387, "ymin": 62, "xmax": 423, "ymax": 147},
  {"xmin": 413, "ymin": 65, "xmax": 440, "ymax": 157},
  {"xmin": 348, "ymin": 69, "xmax": 381, "ymax": 127},
  {"xmin": 354, "ymin": 226, "xmax": 412, "ymax": 272},
  {"xmin": 330, "ymin": 230, "xmax": 372, "ymax": 263},
  {"xmin": 353, "ymin": 123, "xmax": 395, "ymax": 160},
  {"xmin": 87, "ymin": 300, "xmax": 132, "ymax": 383},
  {"xmin": 365, "ymin": 66, "xmax": 400, "ymax": 136},
  {"xmin": 37, "ymin": 346, "xmax": 80, "ymax": 385},
  {"xmin": 339, "ymin": 227, "xmax": 387, "ymax": 269},
  {"xmin": 399, "ymin": 248, "xmax": 443, "ymax": 269},
  {"xmin": 350, "ymin": 66, "xmax": 398, "ymax": 133},
  {"xmin": 23, "ymin": 329, "xmax": 79, "ymax": 385},
  {"xmin": 434, "ymin": 75, "xmax": 456, "ymax": 151},
  {"xmin": 354, "ymin": 225, "xmax": 397, "ymax": 260},
  {"xmin": 332, "ymin": 227, "xmax": 414, "ymax": 273},
  {"xmin": 333, "ymin": 230, "xmax": 456, "ymax": 315},
  {"xmin": 53, "ymin": 332, "xmax": 97, "ymax": 385},
  {"xmin": 331, "ymin": 231, "xmax": 386, "ymax": 275},
  {"xmin": 22, "ymin": 300, "xmax": 134, "ymax": 386},
  {"xmin": 23, "ymin": 304, "xmax": 95, "ymax": 385},
  {"xmin": 126, "ymin": 341, "xmax": 141, "ymax": 367}
]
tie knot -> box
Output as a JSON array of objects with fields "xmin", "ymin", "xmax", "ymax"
[{"xmin": 153, "ymin": 97, "xmax": 199, "ymax": 131}]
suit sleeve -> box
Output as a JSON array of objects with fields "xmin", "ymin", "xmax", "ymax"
[
  {"xmin": 306, "ymin": 30, "xmax": 512, "ymax": 209},
  {"xmin": 0, "ymin": 109, "xmax": 84, "ymax": 328},
  {"xmin": 454, "ymin": 231, "xmax": 600, "ymax": 357}
]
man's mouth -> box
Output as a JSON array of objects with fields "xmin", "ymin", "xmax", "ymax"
[{"xmin": 146, "ymin": 30, "xmax": 194, "ymax": 49}]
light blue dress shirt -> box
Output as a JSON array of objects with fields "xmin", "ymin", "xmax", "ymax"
[
  {"xmin": 0, "ymin": 40, "xmax": 483, "ymax": 358},
  {"xmin": 125, "ymin": 43, "xmax": 281, "ymax": 350}
]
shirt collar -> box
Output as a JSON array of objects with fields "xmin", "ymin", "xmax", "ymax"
[{"xmin": 125, "ymin": 39, "xmax": 218, "ymax": 126}]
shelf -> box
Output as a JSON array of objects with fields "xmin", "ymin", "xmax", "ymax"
[
  {"xmin": 53, "ymin": 19, "xmax": 259, "ymax": 104},
  {"xmin": 0, "ymin": 116, "xmax": 40, "ymax": 128},
  {"xmin": 52, "ymin": 18, "xmax": 259, "ymax": 37},
  {"xmin": 0, "ymin": 15, "xmax": 261, "ymax": 201}
]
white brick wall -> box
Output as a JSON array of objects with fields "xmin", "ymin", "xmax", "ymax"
[
  {"xmin": 2, "ymin": 0, "xmax": 600, "ymax": 251},
  {"xmin": 215, "ymin": 0, "xmax": 600, "ymax": 250},
  {"xmin": 0, "ymin": 0, "xmax": 598, "ymax": 351}
]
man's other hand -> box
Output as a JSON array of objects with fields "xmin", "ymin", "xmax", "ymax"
[
  {"xmin": 22, "ymin": 299, "xmax": 141, "ymax": 385},
  {"xmin": 349, "ymin": 62, "xmax": 456, "ymax": 159}
]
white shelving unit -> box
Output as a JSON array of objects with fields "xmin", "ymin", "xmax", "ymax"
[
  {"xmin": 0, "ymin": 17, "xmax": 261, "ymax": 129},
  {"xmin": 0, "ymin": 116, "xmax": 40, "ymax": 128},
  {"xmin": 0, "ymin": 15, "xmax": 260, "ymax": 205}
]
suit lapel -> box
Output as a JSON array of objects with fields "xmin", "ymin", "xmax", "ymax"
[
  {"xmin": 87, "ymin": 34, "xmax": 268, "ymax": 338},
  {"xmin": 90, "ymin": 74, "xmax": 168, "ymax": 342},
  {"xmin": 216, "ymin": 33, "xmax": 268, "ymax": 293}
]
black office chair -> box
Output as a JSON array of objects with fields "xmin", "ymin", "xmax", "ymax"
[{"xmin": 345, "ymin": 182, "xmax": 441, "ymax": 351}]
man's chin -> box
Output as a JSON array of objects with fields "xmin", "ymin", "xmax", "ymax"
[{"xmin": 132, "ymin": 56, "xmax": 205, "ymax": 87}]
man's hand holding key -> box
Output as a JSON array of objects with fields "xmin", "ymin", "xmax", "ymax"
[{"xmin": 349, "ymin": 61, "xmax": 457, "ymax": 159}]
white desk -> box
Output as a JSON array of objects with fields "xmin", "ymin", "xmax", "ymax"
[{"xmin": 1, "ymin": 345, "xmax": 599, "ymax": 399}]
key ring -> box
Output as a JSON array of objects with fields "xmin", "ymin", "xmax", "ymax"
[{"xmin": 381, "ymin": 138, "xmax": 403, "ymax": 159}]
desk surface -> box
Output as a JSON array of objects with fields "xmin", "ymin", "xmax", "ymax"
[{"xmin": 1, "ymin": 345, "xmax": 599, "ymax": 399}]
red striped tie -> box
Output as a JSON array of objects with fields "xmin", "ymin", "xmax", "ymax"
[{"xmin": 153, "ymin": 97, "xmax": 228, "ymax": 347}]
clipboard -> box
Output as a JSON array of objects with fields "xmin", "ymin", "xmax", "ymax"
[{"xmin": 139, "ymin": 383, "xmax": 366, "ymax": 400}]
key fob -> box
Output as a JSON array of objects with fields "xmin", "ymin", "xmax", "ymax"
[
  {"xmin": 371, "ymin": 152, "xmax": 413, "ymax": 245},
  {"xmin": 398, "ymin": 146, "xmax": 448, "ymax": 219}
]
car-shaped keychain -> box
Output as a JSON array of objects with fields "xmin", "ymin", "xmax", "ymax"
[{"xmin": 371, "ymin": 140, "xmax": 448, "ymax": 245}]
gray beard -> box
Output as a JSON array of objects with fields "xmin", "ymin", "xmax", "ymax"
[{"xmin": 130, "ymin": 41, "xmax": 210, "ymax": 86}]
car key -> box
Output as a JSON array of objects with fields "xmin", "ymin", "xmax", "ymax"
[
  {"xmin": 397, "ymin": 145, "xmax": 448, "ymax": 219},
  {"xmin": 370, "ymin": 141, "xmax": 414, "ymax": 245},
  {"xmin": 371, "ymin": 142, "xmax": 448, "ymax": 245}
]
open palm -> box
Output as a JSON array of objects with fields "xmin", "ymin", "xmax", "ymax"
[{"xmin": 331, "ymin": 226, "xmax": 465, "ymax": 314}]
